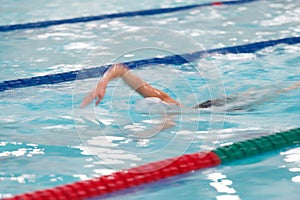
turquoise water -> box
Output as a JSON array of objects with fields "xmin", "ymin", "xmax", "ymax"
[{"xmin": 1, "ymin": 0, "xmax": 300, "ymax": 199}]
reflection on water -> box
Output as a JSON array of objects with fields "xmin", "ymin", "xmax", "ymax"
[
  {"xmin": 207, "ymin": 172, "xmax": 241, "ymax": 200},
  {"xmin": 281, "ymin": 147, "xmax": 300, "ymax": 183},
  {"xmin": 0, "ymin": 142, "xmax": 44, "ymax": 159}
]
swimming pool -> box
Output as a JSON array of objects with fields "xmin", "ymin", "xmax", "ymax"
[{"xmin": 1, "ymin": 0, "xmax": 300, "ymax": 199}]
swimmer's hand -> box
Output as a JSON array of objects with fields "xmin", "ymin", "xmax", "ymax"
[
  {"xmin": 80, "ymin": 64, "xmax": 127, "ymax": 108},
  {"xmin": 80, "ymin": 80, "xmax": 107, "ymax": 108}
]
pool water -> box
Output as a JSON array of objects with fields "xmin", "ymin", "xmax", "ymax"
[{"xmin": 1, "ymin": 0, "xmax": 300, "ymax": 199}]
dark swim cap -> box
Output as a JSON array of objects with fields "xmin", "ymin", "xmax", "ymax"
[{"xmin": 194, "ymin": 100, "xmax": 212, "ymax": 109}]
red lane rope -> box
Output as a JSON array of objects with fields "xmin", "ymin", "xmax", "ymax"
[
  {"xmin": 5, "ymin": 152, "xmax": 220, "ymax": 200},
  {"xmin": 212, "ymin": 2, "xmax": 224, "ymax": 6}
]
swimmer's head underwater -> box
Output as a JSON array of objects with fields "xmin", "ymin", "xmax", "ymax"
[{"xmin": 194, "ymin": 100, "xmax": 212, "ymax": 109}]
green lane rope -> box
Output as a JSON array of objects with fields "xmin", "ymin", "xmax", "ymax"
[{"xmin": 213, "ymin": 128, "xmax": 300, "ymax": 163}]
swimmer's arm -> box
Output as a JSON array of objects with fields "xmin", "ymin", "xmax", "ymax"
[
  {"xmin": 81, "ymin": 64, "xmax": 179, "ymax": 107},
  {"xmin": 121, "ymin": 66, "xmax": 180, "ymax": 105},
  {"xmin": 282, "ymin": 81, "xmax": 300, "ymax": 92}
]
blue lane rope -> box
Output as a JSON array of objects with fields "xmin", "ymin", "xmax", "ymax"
[
  {"xmin": 0, "ymin": 0, "xmax": 258, "ymax": 32},
  {"xmin": 0, "ymin": 36, "xmax": 299, "ymax": 92}
]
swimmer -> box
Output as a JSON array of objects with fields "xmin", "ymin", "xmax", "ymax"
[
  {"xmin": 81, "ymin": 63, "xmax": 300, "ymax": 109},
  {"xmin": 81, "ymin": 63, "xmax": 179, "ymax": 108}
]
